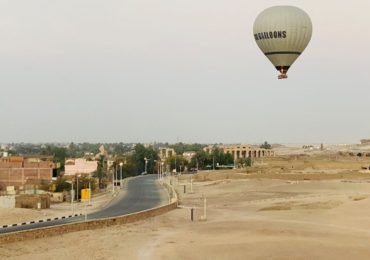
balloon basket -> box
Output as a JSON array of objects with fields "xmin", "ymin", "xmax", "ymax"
[{"xmin": 278, "ymin": 74, "xmax": 288, "ymax": 79}]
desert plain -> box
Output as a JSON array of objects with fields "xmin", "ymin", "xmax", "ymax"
[{"xmin": 2, "ymin": 147, "xmax": 370, "ymax": 260}]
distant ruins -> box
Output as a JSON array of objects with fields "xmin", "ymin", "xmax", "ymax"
[{"xmin": 360, "ymin": 139, "xmax": 370, "ymax": 145}]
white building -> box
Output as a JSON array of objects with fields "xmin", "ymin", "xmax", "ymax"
[{"xmin": 64, "ymin": 158, "xmax": 98, "ymax": 176}]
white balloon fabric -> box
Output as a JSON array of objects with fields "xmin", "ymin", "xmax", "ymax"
[{"xmin": 253, "ymin": 6, "xmax": 312, "ymax": 79}]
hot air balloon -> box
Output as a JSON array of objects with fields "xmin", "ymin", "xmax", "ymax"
[{"xmin": 253, "ymin": 6, "xmax": 312, "ymax": 79}]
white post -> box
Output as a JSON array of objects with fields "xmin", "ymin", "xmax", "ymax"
[
  {"xmin": 190, "ymin": 177, "xmax": 193, "ymax": 193},
  {"xmin": 160, "ymin": 163, "xmax": 164, "ymax": 182},
  {"xmin": 115, "ymin": 166, "xmax": 118, "ymax": 188},
  {"xmin": 71, "ymin": 180, "xmax": 74, "ymax": 214},
  {"xmin": 112, "ymin": 167, "xmax": 115, "ymax": 193},
  {"xmin": 203, "ymin": 196, "xmax": 207, "ymax": 220},
  {"xmin": 119, "ymin": 162, "xmax": 123, "ymax": 189},
  {"xmin": 85, "ymin": 202, "xmax": 87, "ymax": 221},
  {"xmin": 88, "ymin": 177, "xmax": 91, "ymax": 205},
  {"xmin": 76, "ymin": 175, "xmax": 79, "ymax": 202},
  {"xmin": 144, "ymin": 158, "xmax": 150, "ymax": 174}
]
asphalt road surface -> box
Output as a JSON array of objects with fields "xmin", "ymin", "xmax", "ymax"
[{"xmin": 0, "ymin": 174, "xmax": 168, "ymax": 234}]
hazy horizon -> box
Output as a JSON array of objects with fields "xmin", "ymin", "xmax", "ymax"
[{"xmin": 1, "ymin": 1, "xmax": 369, "ymax": 144}]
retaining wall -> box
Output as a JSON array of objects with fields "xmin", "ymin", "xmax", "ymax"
[
  {"xmin": 15, "ymin": 194, "xmax": 50, "ymax": 209},
  {"xmin": 0, "ymin": 198, "xmax": 177, "ymax": 244}
]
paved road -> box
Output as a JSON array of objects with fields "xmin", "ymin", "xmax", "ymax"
[{"xmin": 0, "ymin": 174, "xmax": 168, "ymax": 234}]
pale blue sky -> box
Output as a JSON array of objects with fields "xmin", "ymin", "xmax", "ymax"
[{"xmin": 0, "ymin": 0, "xmax": 369, "ymax": 144}]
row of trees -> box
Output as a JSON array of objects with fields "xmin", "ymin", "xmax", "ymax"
[
  {"xmin": 91, "ymin": 144, "xmax": 160, "ymax": 190},
  {"xmin": 188, "ymin": 148, "xmax": 234, "ymax": 170},
  {"xmin": 14, "ymin": 142, "xmax": 274, "ymax": 193}
]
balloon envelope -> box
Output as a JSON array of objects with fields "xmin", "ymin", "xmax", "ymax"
[{"xmin": 253, "ymin": 6, "xmax": 312, "ymax": 78}]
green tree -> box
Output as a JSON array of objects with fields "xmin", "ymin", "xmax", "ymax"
[
  {"xmin": 132, "ymin": 144, "xmax": 159, "ymax": 175},
  {"xmin": 94, "ymin": 155, "xmax": 107, "ymax": 189},
  {"xmin": 212, "ymin": 148, "xmax": 234, "ymax": 166},
  {"xmin": 188, "ymin": 148, "xmax": 235, "ymax": 170},
  {"xmin": 260, "ymin": 141, "xmax": 272, "ymax": 149},
  {"xmin": 69, "ymin": 175, "xmax": 97, "ymax": 200},
  {"xmin": 189, "ymin": 150, "xmax": 209, "ymax": 170},
  {"xmin": 238, "ymin": 157, "xmax": 252, "ymax": 168},
  {"xmin": 41, "ymin": 145, "xmax": 67, "ymax": 171},
  {"xmin": 168, "ymin": 155, "xmax": 188, "ymax": 172},
  {"xmin": 53, "ymin": 176, "xmax": 72, "ymax": 192},
  {"xmin": 170, "ymin": 143, "xmax": 206, "ymax": 155}
]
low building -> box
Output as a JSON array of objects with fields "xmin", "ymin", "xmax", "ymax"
[
  {"xmin": 360, "ymin": 139, "xmax": 370, "ymax": 145},
  {"xmin": 204, "ymin": 144, "xmax": 275, "ymax": 160},
  {"xmin": 0, "ymin": 156, "xmax": 57, "ymax": 191},
  {"xmin": 64, "ymin": 158, "xmax": 97, "ymax": 176},
  {"xmin": 183, "ymin": 151, "xmax": 196, "ymax": 162},
  {"xmin": 159, "ymin": 147, "xmax": 176, "ymax": 159}
]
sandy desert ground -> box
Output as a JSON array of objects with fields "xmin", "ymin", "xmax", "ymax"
[{"xmin": 2, "ymin": 153, "xmax": 370, "ymax": 259}]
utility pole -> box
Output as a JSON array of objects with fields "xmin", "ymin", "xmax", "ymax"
[
  {"xmin": 115, "ymin": 166, "xmax": 118, "ymax": 187},
  {"xmin": 71, "ymin": 179, "xmax": 74, "ymax": 214},
  {"xmin": 88, "ymin": 176, "xmax": 91, "ymax": 205},
  {"xmin": 174, "ymin": 156, "xmax": 177, "ymax": 174},
  {"xmin": 160, "ymin": 162, "xmax": 164, "ymax": 180},
  {"xmin": 76, "ymin": 175, "xmax": 79, "ymax": 202},
  {"xmin": 119, "ymin": 162, "xmax": 123, "ymax": 188},
  {"xmin": 112, "ymin": 166, "xmax": 115, "ymax": 193},
  {"xmin": 144, "ymin": 157, "xmax": 150, "ymax": 174}
]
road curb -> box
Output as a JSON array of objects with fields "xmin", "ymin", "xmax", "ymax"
[{"xmin": 1, "ymin": 213, "xmax": 83, "ymax": 229}]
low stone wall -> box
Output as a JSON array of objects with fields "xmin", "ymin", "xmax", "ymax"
[
  {"xmin": 0, "ymin": 200, "xmax": 177, "ymax": 244},
  {"xmin": 50, "ymin": 192, "xmax": 64, "ymax": 203},
  {"xmin": 0, "ymin": 195, "xmax": 15, "ymax": 209},
  {"xmin": 15, "ymin": 194, "xmax": 50, "ymax": 209}
]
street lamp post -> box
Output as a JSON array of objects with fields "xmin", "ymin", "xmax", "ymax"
[
  {"xmin": 76, "ymin": 175, "xmax": 79, "ymax": 202},
  {"xmin": 174, "ymin": 156, "xmax": 177, "ymax": 175},
  {"xmin": 112, "ymin": 167, "xmax": 115, "ymax": 193},
  {"xmin": 119, "ymin": 162, "xmax": 123, "ymax": 189},
  {"xmin": 88, "ymin": 175, "xmax": 91, "ymax": 205},
  {"xmin": 160, "ymin": 162, "xmax": 164, "ymax": 180},
  {"xmin": 71, "ymin": 178, "xmax": 74, "ymax": 214},
  {"xmin": 157, "ymin": 161, "xmax": 161, "ymax": 180},
  {"xmin": 115, "ymin": 165, "xmax": 118, "ymax": 187},
  {"xmin": 153, "ymin": 160, "xmax": 157, "ymax": 175},
  {"xmin": 144, "ymin": 157, "xmax": 150, "ymax": 174}
]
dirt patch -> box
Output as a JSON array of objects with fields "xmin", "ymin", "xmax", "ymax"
[
  {"xmin": 349, "ymin": 195, "xmax": 368, "ymax": 201},
  {"xmin": 259, "ymin": 200, "xmax": 343, "ymax": 211},
  {"xmin": 204, "ymin": 180, "xmax": 232, "ymax": 186},
  {"xmin": 259, "ymin": 205, "xmax": 292, "ymax": 211}
]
